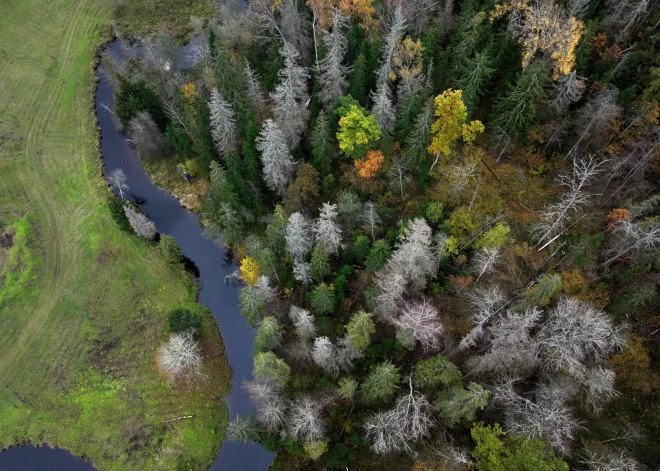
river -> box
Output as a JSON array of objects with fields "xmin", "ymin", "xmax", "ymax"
[{"xmin": 0, "ymin": 40, "xmax": 273, "ymax": 471}]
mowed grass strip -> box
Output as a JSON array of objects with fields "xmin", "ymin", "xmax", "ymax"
[{"xmin": 0, "ymin": 0, "xmax": 230, "ymax": 469}]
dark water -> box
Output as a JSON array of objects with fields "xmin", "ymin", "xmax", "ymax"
[
  {"xmin": 0, "ymin": 40, "xmax": 273, "ymax": 470},
  {"xmin": 0, "ymin": 446, "xmax": 95, "ymax": 471}
]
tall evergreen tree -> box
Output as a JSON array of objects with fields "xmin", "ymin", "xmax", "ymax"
[
  {"xmin": 454, "ymin": 49, "xmax": 495, "ymax": 116},
  {"xmin": 310, "ymin": 111, "xmax": 335, "ymax": 176}
]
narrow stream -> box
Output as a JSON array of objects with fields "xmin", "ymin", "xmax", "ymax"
[{"xmin": 94, "ymin": 41, "xmax": 274, "ymax": 470}]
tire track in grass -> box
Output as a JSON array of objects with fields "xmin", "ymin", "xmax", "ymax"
[{"xmin": 0, "ymin": 0, "xmax": 91, "ymax": 383}]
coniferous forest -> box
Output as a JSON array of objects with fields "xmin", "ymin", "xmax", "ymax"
[{"xmin": 108, "ymin": 0, "xmax": 660, "ymax": 469}]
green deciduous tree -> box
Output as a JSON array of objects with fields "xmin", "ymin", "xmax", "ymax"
[
  {"xmin": 253, "ymin": 351, "xmax": 291, "ymax": 389},
  {"xmin": 337, "ymin": 104, "xmax": 381, "ymax": 159},
  {"xmin": 254, "ymin": 317, "xmax": 285, "ymax": 352}
]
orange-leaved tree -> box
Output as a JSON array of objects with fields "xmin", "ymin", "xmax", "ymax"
[
  {"xmin": 355, "ymin": 150, "xmax": 384, "ymax": 179},
  {"xmin": 427, "ymin": 89, "xmax": 484, "ymax": 171},
  {"xmin": 240, "ymin": 256, "xmax": 262, "ymax": 286}
]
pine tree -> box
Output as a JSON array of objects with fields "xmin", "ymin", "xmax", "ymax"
[
  {"xmin": 208, "ymin": 87, "xmax": 237, "ymax": 156},
  {"xmin": 311, "ymin": 243, "xmax": 331, "ymax": 281},
  {"xmin": 318, "ymin": 8, "xmax": 351, "ymax": 106},
  {"xmin": 454, "ymin": 50, "xmax": 495, "ymax": 116},
  {"xmin": 256, "ymin": 119, "xmax": 296, "ymax": 195},
  {"xmin": 309, "ymin": 282, "xmax": 335, "ymax": 314},
  {"xmin": 493, "ymin": 60, "xmax": 550, "ymax": 139},
  {"xmin": 310, "ymin": 111, "xmax": 335, "ymax": 176},
  {"xmin": 271, "ymin": 42, "xmax": 310, "ymax": 149}
]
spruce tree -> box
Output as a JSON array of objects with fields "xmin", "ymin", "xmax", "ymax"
[
  {"xmin": 310, "ymin": 111, "xmax": 335, "ymax": 176},
  {"xmin": 455, "ymin": 50, "xmax": 496, "ymax": 116}
]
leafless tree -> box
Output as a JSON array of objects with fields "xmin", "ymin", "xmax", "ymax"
[
  {"xmin": 286, "ymin": 212, "xmax": 314, "ymax": 261},
  {"xmin": 569, "ymin": 88, "xmax": 621, "ymax": 158},
  {"xmin": 373, "ymin": 268, "xmax": 407, "ymax": 321},
  {"xmin": 467, "ymin": 308, "xmax": 541, "ymax": 378},
  {"xmin": 157, "ymin": 331, "xmax": 203, "ymax": 382},
  {"xmin": 124, "ymin": 206, "xmax": 157, "ymax": 239},
  {"xmin": 363, "ymin": 378, "xmax": 434, "ymax": 454},
  {"xmin": 581, "ymin": 366, "xmax": 618, "ymax": 414},
  {"xmin": 388, "ymin": 158, "xmax": 410, "ymax": 199},
  {"xmin": 312, "ymin": 336, "xmax": 342, "ymax": 375},
  {"xmin": 580, "ymin": 446, "xmax": 642, "ymax": 471},
  {"xmin": 317, "ymin": 8, "xmax": 350, "ymax": 107},
  {"xmin": 493, "ymin": 378, "xmax": 581, "ymax": 455},
  {"xmin": 290, "ymin": 305, "xmax": 317, "ymax": 340},
  {"xmin": 534, "ymin": 155, "xmax": 605, "ymax": 247},
  {"xmin": 604, "ymin": 217, "xmax": 660, "ymax": 265},
  {"xmin": 362, "ymin": 202, "xmax": 382, "ymax": 242},
  {"xmin": 473, "ymin": 247, "xmax": 501, "ymax": 284},
  {"xmin": 280, "ymin": 0, "xmax": 313, "ymax": 64},
  {"xmin": 271, "ymin": 42, "xmax": 310, "ymax": 149},
  {"xmin": 568, "ymin": 0, "xmax": 591, "ymax": 18},
  {"xmin": 538, "ymin": 297, "xmax": 625, "ymax": 379},
  {"xmin": 376, "ymin": 6, "xmax": 406, "ymax": 87},
  {"xmin": 244, "ymin": 378, "xmax": 287, "ymax": 432},
  {"xmin": 389, "ymin": 218, "xmax": 438, "ymax": 291},
  {"xmin": 288, "ymin": 395, "xmax": 326, "ymax": 442},
  {"xmin": 313, "ymin": 203, "xmax": 342, "ymax": 255},
  {"xmin": 459, "ymin": 286, "xmax": 507, "ymax": 350},
  {"xmin": 390, "ymin": 299, "xmax": 444, "ymax": 351},
  {"xmin": 371, "ymin": 81, "xmax": 396, "ymax": 133},
  {"xmin": 606, "ymin": 0, "xmax": 650, "ymax": 40},
  {"xmin": 209, "ymin": 87, "xmax": 236, "ymax": 155},
  {"xmin": 549, "ymin": 70, "xmax": 584, "ymax": 114},
  {"xmin": 256, "ymin": 119, "xmax": 296, "ymax": 195},
  {"xmin": 245, "ymin": 60, "xmax": 268, "ymax": 120},
  {"xmin": 293, "ymin": 260, "xmax": 313, "ymax": 285},
  {"xmin": 107, "ymin": 168, "xmax": 129, "ymax": 199},
  {"xmin": 128, "ymin": 111, "xmax": 168, "ymax": 159}
]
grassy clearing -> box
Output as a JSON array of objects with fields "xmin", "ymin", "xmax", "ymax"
[
  {"xmin": 0, "ymin": 0, "xmax": 230, "ymax": 469},
  {"xmin": 113, "ymin": 0, "xmax": 215, "ymax": 38}
]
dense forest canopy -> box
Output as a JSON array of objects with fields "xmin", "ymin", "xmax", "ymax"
[{"xmin": 107, "ymin": 0, "xmax": 660, "ymax": 468}]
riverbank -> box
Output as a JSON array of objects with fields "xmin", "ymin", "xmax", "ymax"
[{"xmin": 0, "ymin": 0, "xmax": 229, "ymax": 469}]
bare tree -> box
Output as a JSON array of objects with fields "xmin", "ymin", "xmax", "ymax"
[
  {"xmin": 107, "ymin": 168, "xmax": 129, "ymax": 199},
  {"xmin": 286, "ymin": 212, "xmax": 314, "ymax": 261},
  {"xmin": 604, "ymin": 217, "xmax": 660, "ymax": 265},
  {"xmin": 581, "ymin": 366, "xmax": 618, "ymax": 414},
  {"xmin": 472, "ymin": 247, "xmax": 501, "ymax": 284},
  {"xmin": 568, "ymin": 0, "xmax": 591, "ymax": 18},
  {"xmin": 493, "ymin": 378, "xmax": 581, "ymax": 455},
  {"xmin": 363, "ymin": 378, "xmax": 434, "ymax": 454},
  {"xmin": 245, "ymin": 60, "xmax": 268, "ymax": 120},
  {"xmin": 569, "ymin": 88, "xmax": 621, "ymax": 158},
  {"xmin": 317, "ymin": 8, "xmax": 350, "ymax": 107},
  {"xmin": 580, "ymin": 446, "xmax": 642, "ymax": 471},
  {"xmin": 371, "ymin": 81, "xmax": 396, "ymax": 133},
  {"xmin": 209, "ymin": 87, "xmax": 236, "ymax": 155},
  {"xmin": 549, "ymin": 70, "xmax": 584, "ymax": 114},
  {"xmin": 312, "ymin": 336, "xmax": 342, "ymax": 375},
  {"xmin": 459, "ymin": 286, "xmax": 507, "ymax": 349},
  {"xmin": 313, "ymin": 203, "xmax": 342, "ymax": 255},
  {"xmin": 293, "ymin": 260, "xmax": 313, "ymax": 285},
  {"xmin": 271, "ymin": 42, "xmax": 310, "ymax": 149},
  {"xmin": 256, "ymin": 119, "xmax": 296, "ymax": 195},
  {"xmin": 337, "ymin": 190, "xmax": 364, "ymax": 233},
  {"xmin": 290, "ymin": 305, "xmax": 317, "ymax": 340},
  {"xmin": 128, "ymin": 111, "xmax": 168, "ymax": 159},
  {"xmin": 538, "ymin": 297, "xmax": 624, "ymax": 379},
  {"xmin": 389, "ymin": 218, "xmax": 438, "ymax": 290},
  {"xmin": 280, "ymin": 0, "xmax": 312, "ymax": 64},
  {"xmin": 227, "ymin": 414, "xmax": 261, "ymax": 443},
  {"xmin": 534, "ymin": 155, "xmax": 605, "ymax": 247},
  {"xmin": 467, "ymin": 308, "xmax": 541, "ymax": 378},
  {"xmin": 157, "ymin": 331, "xmax": 203, "ymax": 382},
  {"xmin": 373, "ymin": 268, "xmax": 407, "ymax": 321},
  {"xmin": 376, "ymin": 6, "xmax": 406, "ymax": 87},
  {"xmin": 244, "ymin": 378, "xmax": 287, "ymax": 432},
  {"xmin": 362, "ymin": 202, "xmax": 382, "ymax": 242},
  {"xmin": 390, "ymin": 299, "xmax": 444, "ymax": 351},
  {"xmin": 288, "ymin": 395, "xmax": 326, "ymax": 442},
  {"xmin": 606, "ymin": 0, "xmax": 650, "ymax": 40},
  {"xmin": 124, "ymin": 206, "xmax": 157, "ymax": 239}
]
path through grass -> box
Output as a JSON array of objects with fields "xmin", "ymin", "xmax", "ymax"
[{"xmin": 0, "ymin": 0, "xmax": 230, "ymax": 469}]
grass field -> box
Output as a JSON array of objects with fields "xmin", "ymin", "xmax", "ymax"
[{"xmin": 0, "ymin": 0, "xmax": 230, "ymax": 469}]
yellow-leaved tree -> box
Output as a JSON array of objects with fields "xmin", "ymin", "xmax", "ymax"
[
  {"xmin": 427, "ymin": 89, "xmax": 485, "ymax": 171},
  {"xmin": 240, "ymin": 256, "xmax": 262, "ymax": 286}
]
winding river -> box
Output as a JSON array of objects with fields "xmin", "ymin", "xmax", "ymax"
[{"xmin": 0, "ymin": 40, "xmax": 273, "ymax": 470}]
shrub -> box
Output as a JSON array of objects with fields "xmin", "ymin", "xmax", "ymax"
[
  {"xmin": 167, "ymin": 307, "xmax": 202, "ymax": 335},
  {"xmin": 160, "ymin": 235, "xmax": 183, "ymax": 264}
]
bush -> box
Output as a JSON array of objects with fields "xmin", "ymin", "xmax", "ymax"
[
  {"xmin": 167, "ymin": 307, "xmax": 202, "ymax": 335},
  {"xmin": 107, "ymin": 196, "xmax": 131, "ymax": 232},
  {"xmin": 160, "ymin": 235, "xmax": 183, "ymax": 264}
]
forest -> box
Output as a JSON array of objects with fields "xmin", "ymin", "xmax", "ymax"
[{"xmin": 106, "ymin": 0, "xmax": 660, "ymax": 469}]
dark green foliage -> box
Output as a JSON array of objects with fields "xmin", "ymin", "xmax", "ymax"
[
  {"xmin": 413, "ymin": 354, "xmax": 462, "ymax": 389},
  {"xmin": 165, "ymin": 122, "xmax": 194, "ymax": 159},
  {"xmin": 167, "ymin": 307, "xmax": 202, "ymax": 335},
  {"xmin": 365, "ymin": 239, "xmax": 391, "ymax": 273},
  {"xmin": 160, "ymin": 234, "xmax": 183, "ymax": 264},
  {"xmin": 311, "ymin": 111, "xmax": 335, "ymax": 176},
  {"xmin": 455, "ymin": 48, "xmax": 496, "ymax": 116},
  {"xmin": 349, "ymin": 52, "xmax": 369, "ymax": 107},
  {"xmin": 114, "ymin": 77, "xmax": 168, "ymax": 131},
  {"xmin": 107, "ymin": 196, "xmax": 132, "ymax": 232},
  {"xmin": 311, "ymin": 243, "xmax": 331, "ymax": 281},
  {"xmin": 343, "ymin": 234, "xmax": 370, "ymax": 265},
  {"xmin": 394, "ymin": 92, "xmax": 425, "ymax": 144},
  {"xmin": 324, "ymin": 443, "xmax": 357, "ymax": 470},
  {"xmin": 309, "ymin": 282, "xmax": 336, "ymax": 315}
]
